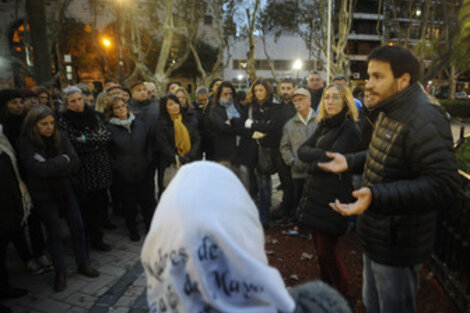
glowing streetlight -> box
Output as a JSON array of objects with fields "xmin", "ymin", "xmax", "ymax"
[
  {"xmin": 102, "ymin": 38, "xmax": 111, "ymax": 47},
  {"xmin": 416, "ymin": 9, "xmax": 422, "ymax": 17},
  {"xmin": 237, "ymin": 74, "xmax": 244, "ymax": 81},
  {"xmin": 292, "ymin": 59, "xmax": 303, "ymax": 70},
  {"xmin": 293, "ymin": 59, "xmax": 303, "ymax": 81}
]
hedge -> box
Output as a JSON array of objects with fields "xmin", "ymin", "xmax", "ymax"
[{"xmin": 439, "ymin": 99, "xmax": 470, "ymax": 118}]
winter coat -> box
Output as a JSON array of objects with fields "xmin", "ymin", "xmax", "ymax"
[
  {"xmin": 0, "ymin": 126, "xmax": 30, "ymax": 231},
  {"xmin": 129, "ymin": 98, "xmax": 160, "ymax": 164},
  {"xmin": 309, "ymin": 88, "xmax": 323, "ymax": 112},
  {"xmin": 58, "ymin": 108, "xmax": 113, "ymax": 192},
  {"xmin": 195, "ymin": 105, "xmax": 215, "ymax": 160},
  {"xmin": 209, "ymin": 103, "xmax": 246, "ymax": 163},
  {"xmin": 357, "ymin": 105, "xmax": 380, "ymax": 151},
  {"xmin": 347, "ymin": 83, "xmax": 460, "ymax": 266},
  {"xmin": 298, "ymin": 110, "xmax": 361, "ymax": 237},
  {"xmin": 107, "ymin": 117, "xmax": 151, "ymax": 183},
  {"xmin": 0, "ymin": 153, "xmax": 24, "ymax": 231},
  {"xmin": 155, "ymin": 113, "xmax": 200, "ymax": 170},
  {"xmin": 129, "ymin": 98, "xmax": 160, "ymax": 132},
  {"xmin": 280, "ymin": 111, "xmax": 318, "ymax": 179},
  {"xmin": 17, "ymin": 134, "xmax": 80, "ymax": 201},
  {"xmin": 250, "ymin": 98, "xmax": 295, "ymax": 148},
  {"xmin": 238, "ymin": 103, "xmax": 257, "ymax": 168}
]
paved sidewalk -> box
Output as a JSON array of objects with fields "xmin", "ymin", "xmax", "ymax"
[{"xmin": 3, "ymin": 217, "xmax": 149, "ymax": 313}]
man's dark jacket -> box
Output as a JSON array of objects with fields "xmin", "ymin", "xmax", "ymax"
[{"xmin": 347, "ymin": 83, "xmax": 459, "ymax": 266}]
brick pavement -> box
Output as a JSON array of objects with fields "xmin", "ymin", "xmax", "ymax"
[{"xmin": 3, "ymin": 216, "xmax": 149, "ymax": 313}]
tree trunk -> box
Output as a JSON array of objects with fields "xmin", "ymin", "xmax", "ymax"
[
  {"xmin": 245, "ymin": 0, "xmax": 260, "ymax": 81},
  {"xmin": 449, "ymin": 64, "xmax": 457, "ymax": 100},
  {"xmin": 154, "ymin": 0, "xmax": 175, "ymax": 89},
  {"xmin": 25, "ymin": 0, "xmax": 52, "ymax": 84},
  {"xmin": 262, "ymin": 36, "xmax": 279, "ymax": 83}
]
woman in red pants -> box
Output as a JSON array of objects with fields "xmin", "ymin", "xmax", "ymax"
[{"xmin": 297, "ymin": 83, "xmax": 361, "ymax": 297}]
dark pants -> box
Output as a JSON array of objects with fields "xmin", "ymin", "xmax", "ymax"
[
  {"xmin": 274, "ymin": 151, "xmax": 294, "ymax": 218},
  {"xmin": 116, "ymin": 179, "xmax": 156, "ymax": 233},
  {"xmin": 75, "ymin": 188, "xmax": 107, "ymax": 245},
  {"xmin": 35, "ymin": 191, "xmax": 88, "ymax": 272},
  {"xmin": 12, "ymin": 212, "xmax": 46, "ymax": 261},
  {"xmin": 0, "ymin": 230, "xmax": 14, "ymax": 292},
  {"xmin": 11, "ymin": 228, "xmax": 32, "ymax": 263},
  {"xmin": 292, "ymin": 178, "xmax": 305, "ymax": 221},
  {"xmin": 312, "ymin": 230, "xmax": 349, "ymax": 296},
  {"xmin": 256, "ymin": 173, "xmax": 271, "ymax": 226}
]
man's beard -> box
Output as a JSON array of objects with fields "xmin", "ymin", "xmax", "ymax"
[{"xmin": 282, "ymin": 94, "xmax": 291, "ymax": 102}]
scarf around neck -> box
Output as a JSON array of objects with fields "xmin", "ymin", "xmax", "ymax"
[
  {"xmin": 62, "ymin": 106, "xmax": 98, "ymax": 130},
  {"xmin": 170, "ymin": 113, "xmax": 191, "ymax": 157},
  {"xmin": 141, "ymin": 161, "xmax": 295, "ymax": 313},
  {"xmin": 0, "ymin": 124, "xmax": 31, "ymax": 224},
  {"xmin": 220, "ymin": 99, "xmax": 241, "ymax": 119},
  {"xmin": 109, "ymin": 113, "xmax": 135, "ymax": 133}
]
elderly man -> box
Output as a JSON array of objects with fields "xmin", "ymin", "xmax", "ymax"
[
  {"xmin": 280, "ymin": 88, "xmax": 317, "ymax": 222},
  {"xmin": 318, "ymin": 45, "xmax": 459, "ymax": 313}
]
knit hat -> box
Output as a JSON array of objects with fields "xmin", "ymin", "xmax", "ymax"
[{"xmin": 0, "ymin": 89, "xmax": 22, "ymax": 108}]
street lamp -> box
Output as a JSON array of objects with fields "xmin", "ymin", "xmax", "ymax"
[
  {"xmin": 292, "ymin": 59, "xmax": 303, "ymax": 81},
  {"xmin": 102, "ymin": 38, "xmax": 111, "ymax": 47},
  {"xmin": 416, "ymin": 9, "xmax": 422, "ymax": 17}
]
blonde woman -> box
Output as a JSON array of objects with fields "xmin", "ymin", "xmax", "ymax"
[{"xmin": 297, "ymin": 83, "xmax": 361, "ymax": 297}]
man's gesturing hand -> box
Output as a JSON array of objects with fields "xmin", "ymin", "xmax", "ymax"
[
  {"xmin": 317, "ymin": 152, "xmax": 348, "ymax": 173},
  {"xmin": 329, "ymin": 187, "xmax": 372, "ymax": 216}
]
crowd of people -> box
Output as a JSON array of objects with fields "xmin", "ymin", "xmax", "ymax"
[{"xmin": 0, "ymin": 44, "xmax": 460, "ymax": 313}]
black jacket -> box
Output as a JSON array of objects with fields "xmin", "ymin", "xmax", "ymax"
[
  {"xmin": 195, "ymin": 105, "xmax": 215, "ymax": 160},
  {"xmin": 209, "ymin": 103, "xmax": 246, "ymax": 163},
  {"xmin": 250, "ymin": 98, "xmax": 294, "ymax": 148},
  {"xmin": 347, "ymin": 83, "xmax": 459, "ymax": 266},
  {"xmin": 107, "ymin": 118, "xmax": 151, "ymax": 183},
  {"xmin": 129, "ymin": 98, "xmax": 160, "ymax": 133},
  {"xmin": 155, "ymin": 113, "xmax": 200, "ymax": 170},
  {"xmin": 17, "ymin": 134, "xmax": 80, "ymax": 201},
  {"xmin": 58, "ymin": 108, "xmax": 113, "ymax": 192},
  {"xmin": 309, "ymin": 88, "xmax": 323, "ymax": 111},
  {"xmin": 298, "ymin": 111, "xmax": 361, "ymax": 237},
  {"xmin": 0, "ymin": 153, "xmax": 24, "ymax": 231},
  {"xmin": 357, "ymin": 105, "xmax": 380, "ymax": 151}
]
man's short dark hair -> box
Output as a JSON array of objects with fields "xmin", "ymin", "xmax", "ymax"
[
  {"xmin": 166, "ymin": 81, "xmax": 181, "ymax": 92},
  {"xmin": 280, "ymin": 78, "xmax": 295, "ymax": 87},
  {"xmin": 309, "ymin": 70, "xmax": 321, "ymax": 77},
  {"xmin": 368, "ymin": 45, "xmax": 421, "ymax": 84},
  {"xmin": 333, "ymin": 75, "xmax": 348, "ymax": 82}
]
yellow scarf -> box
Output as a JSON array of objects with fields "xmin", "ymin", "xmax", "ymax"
[{"xmin": 170, "ymin": 113, "xmax": 191, "ymax": 156}]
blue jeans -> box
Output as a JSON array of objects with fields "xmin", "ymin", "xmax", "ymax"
[
  {"xmin": 35, "ymin": 191, "xmax": 88, "ymax": 272},
  {"xmin": 363, "ymin": 254, "xmax": 421, "ymax": 313},
  {"xmin": 256, "ymin": 174, "xmax": 271, "ymax": 226}
]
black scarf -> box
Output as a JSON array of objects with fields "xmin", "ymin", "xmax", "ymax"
[
  {"xmin": 310, "ymin": 107, "xmax": 348, "ymax": 147},
  {"xmin": 62, "ymin": 106, "xmax": 98, "ymax": 130}
]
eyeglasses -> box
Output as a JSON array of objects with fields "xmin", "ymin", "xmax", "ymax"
[{"xmin": 324, "ymin": 95, "xmax": 341, "ymax": 101}]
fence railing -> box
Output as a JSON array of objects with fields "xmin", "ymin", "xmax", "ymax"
[{"xmin": 429, "ymin": 169, "xmax": 470, "ymax": 313}]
